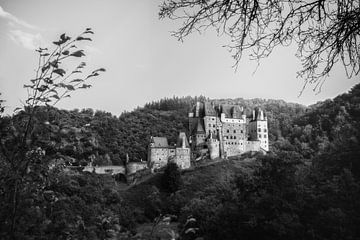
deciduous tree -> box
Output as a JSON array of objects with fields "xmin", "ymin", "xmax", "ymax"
[{"xmin": 160, "ymin": 0, "xmax": 360, "ymax": 91}]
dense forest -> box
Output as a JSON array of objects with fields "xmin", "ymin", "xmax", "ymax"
[
  {"xmin": 0, "ymin": 95, "xmax": 307, "ymax": 167},
  {"xmin": 0, "ymin": 84, "xmax": 360, "ymax": 239}
]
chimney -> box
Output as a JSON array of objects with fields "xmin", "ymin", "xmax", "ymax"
[{"xmin": 195, "ymin": 102, "xmax": 200, "ymax": 117}]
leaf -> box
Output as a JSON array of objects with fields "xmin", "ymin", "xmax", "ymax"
[
  {"xmin": 53, "ymin": 41, "xmax": 62, "ymax": 46},
  {"xmin": 76, "ymin": 36, "xmax": 92, "ymax": 41},
  {"xmin": 79, "ymin": 84, "xmax": 92, "ymax": 89},
  {"xmin": 64, "ymin": 95, "xmax": 71, "ymax": 98},
  {"xmin": 50, "ymin": 60, "xmax": 59, "ymax": 68},
  {"xmin": 51, "ymin": 94, "xmax": 60, "ymax": 100},
  {"xmin": 70, "ymin": 50, "xmax": 85, "ymax": 57},
  {"xmin": 70, "ymin": 79, "xmax": 84, "ymax": 83},
  {"xmin": 78, "ymin": 62, "xmax": 86, "ymax": 68},
  {"xmin": 14, "ymin": 107, "xmax": 22, "ymax": 112},
  {"xmin": 60, "ymin": 33, "xmax": 66, "ymax": 40},
  {"xmin": 72, "ymin": 70, "xmax": 82, "ymax": 74},
  {"xmin": 42, "ymin": 64, "xmax": 50, "ymax": 72},
  {"xmin": 41, "ymin": 53, "xmax": 50, "ymax": 57},
  {"xmin": 60, "ymin": 33, "xmax": 71, "ymax": 42},
  {"xmin": 86, "ymin": 72, "xmax": 99, "ymax": 79},
  {"xmin": 53, "ymin": 69, "xmax": 66, "ymax": 76},
  {"xmin": 85, "ymin": 28, "xmax": 94, "ymax": 34},
  {"xmin": 37, "ymin": 85, "xmax": 48, "ymax": 92},
  {"xmin": 66, "ymin": 85, "xmax": 75, "ymax": 91},
  {"xmin": 93, "ymin": 68, "xmax": 106, "ymax": 73},
  {"xmin": 58, "ymin": 83, "xmax": 66, "ymax": 88},
  {"xmin": 62, "ymin": 50, "xmax": 70, "ymax": 55},
  {"xmin": 23, "ymin": 84, "xmax": 33, "ymax": 88},
  {"xmin": 44, "ymin": 78, "xmax": 53, "ymax": 84}
]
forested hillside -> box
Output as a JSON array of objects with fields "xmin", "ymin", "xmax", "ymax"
[
  {"xmin": 1, "ymin": 95, "xmax": 307, "ymax": 167},
  {"xmin": 1, "ymin": 85, "xmax": 359, "ymax": 239}
]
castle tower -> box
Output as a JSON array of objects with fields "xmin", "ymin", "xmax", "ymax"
[
  {"xmin": 207, "ymin": 132, "xmax": 220, "ymax": 160},
  {"xmin": 248, "ymin": 108, "xmax": 269, "ymax": 151},
  {"xmin": 175, "ymin": 132, "xmax": 191, "ymax": 169},
  {"xmin": 148, "ymin": 136, "xmax": 170, "ymax": 170}
]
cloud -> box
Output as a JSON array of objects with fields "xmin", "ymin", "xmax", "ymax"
[
  {"xmin": 8, "ymin": 30, "xmax": 44, "ymax": 50},
  {"xmin": 0, "ymin": 5, "xmax": 38, "ymax": 30}
]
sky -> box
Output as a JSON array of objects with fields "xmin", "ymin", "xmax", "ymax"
[{"xmin": 0, "ymin": 0, "xmax": 359, "ymax": 116}]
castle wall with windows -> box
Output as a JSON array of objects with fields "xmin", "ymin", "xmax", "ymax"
[{"xmin": 189, "ymin": 102, "xmax": 269, "ymax": 157}]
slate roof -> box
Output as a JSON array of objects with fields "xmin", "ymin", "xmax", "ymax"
[
  {"xmin": 195, "ymin": 118, "xmax": 205, "ymax": 133},
  {"xmin": 220, "ymin": 104, "xmax": 243, "ymax": 118},
  {"xmin": 204, "ymin": 102, "xmax": 217, "ymax": 116},
  {"xmin": 151, "ymin": 137, "xmax": 169, "ymax": 148},
  {"xmin": 250, "ymin": 107, "xmax": 267, "ymax": 121}
]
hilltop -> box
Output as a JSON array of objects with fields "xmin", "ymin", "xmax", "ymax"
[{"xmin": 1, "ymin": 84, "xmax": 360, "ymax": 239}]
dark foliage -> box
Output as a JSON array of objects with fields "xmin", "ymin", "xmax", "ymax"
[{"xmin": 162, "ymin": 162, "xmax": 182, "ymax": 193}]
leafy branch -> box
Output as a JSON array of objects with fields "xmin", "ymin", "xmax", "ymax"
[{"xmin": 0, "ymin": 28, "xmax": 105, "ymax": 238}]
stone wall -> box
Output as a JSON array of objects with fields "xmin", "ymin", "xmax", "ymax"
[
  {"xmin": 174, "ymin": 148, "xmax": 191, "ymax": 169},
  {"xmin": 148, "ymin": 148, "xmax": 169, "ymax": 169},
  {"xmin": 245, "ymin": 140, "xmax": 261, "ymax": 152},
  {"xmin": 126, "ymin": 162, "xmax": 148, "ymax": 175},
  {"xmin": 207, "ymin": 139, "xmax": 219, "ymax": 159}
]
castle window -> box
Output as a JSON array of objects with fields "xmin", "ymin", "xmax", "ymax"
[
  {"xmin": 234, "ymin": 130, "xmax": 236, "ymax": 133},
  {"xmin": 230, "ymin": 136, "xmax": 233, "ymax": 139},
  {"xmin": 227, "ymin": 129, "xmax": 229, "ymax": 133},
  {"xmin": 264, "ymin": 134, "xmax": 267, "ymax": 138},
  {"xmin": 234, "ymin": 136, "xmax": 236, "ymax": 139},
  {"xmin": 264, "ymin": 129, "xmax": 267, "ymax": 132},
  {"xmin": 241, "ymin": 130, "xmax": 243, "ymax": 133},
  {"xmin": 258, "ymin": 134, "xmax": 261, "ymax": 138},
  {"xmin": 258, "ymin": 128, "xmax": 261, "ymax": 132},
  {"xmin": 208, "ymin": 124, "xmax": 211, "ymax": 127},
  {"xmin": 213, "ymin": 124, "xmax": 215, "ymax": 127}
]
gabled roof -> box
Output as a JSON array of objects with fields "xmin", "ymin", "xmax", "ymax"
[
  {"xmin": 204, "ymin": 102, "xmax": 217, "ymax": 116},
  {"xmin": 231, "ymin": 105, "xmax": 242, "ymax": 118},
  {"xmin": 190, "ymin": 118, "xmax": 205, "ymax": 135},
  {"xmin": 151, "ymin": 137, "xmax": 169, "ymax": 148},
  {"xmin": 177, "ymin": 132, "xmax": 190, "ymax": 148},
  {"xmin": 221, "ymin": 104, "xmax": 244, "ymax": 118},
  {"xmin": 196, "ymin": 118, "xmax": 205, "ymax": 133}
]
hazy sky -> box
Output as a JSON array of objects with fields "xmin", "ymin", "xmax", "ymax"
[{"xmin": 0, "ymin": 0, "xmax": 359, "ymax": 116}]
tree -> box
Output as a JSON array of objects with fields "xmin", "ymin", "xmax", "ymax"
[
  {"xmin": 0, "ymin": 28, "xmax": 105, "ymax": 239},
  {"xmin": 159, "ymin": 0, "xmax": 360, "ymax": 91},
  {"xmin": 162, "ymin": 162, "xmax": 182, "ymax": 193}
]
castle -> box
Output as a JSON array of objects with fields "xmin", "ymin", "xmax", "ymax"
[
  {"xmin": 189, "ymin": 102, "xmax": 269, "ymax": 158},
  {"xmin": 148, "ymin": 101, "xmax": 269, "ymax": 170},
  {"xmin": 147, "ymin": 132, "xmax": 191, "ymax": 171}
]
